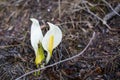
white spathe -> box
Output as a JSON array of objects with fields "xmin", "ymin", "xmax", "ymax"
[
  {"xmin": 30, "ymin": 18, "xmax": 43, "ymax": 56},
  {"xmin": 42, "ymin": 22, "xmax": 62, "ymax": 63},
  {"xmin": 30, "ymin": 18, "xmax": 62, "ymax": 64}
]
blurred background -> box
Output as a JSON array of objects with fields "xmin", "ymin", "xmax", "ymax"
[{"xmin": 0, "ymin": 0, "xmax": 120, "ymax": 80}]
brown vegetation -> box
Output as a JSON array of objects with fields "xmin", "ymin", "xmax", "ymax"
[{"xmin": 0, "ymin": 0, "xmax": 120, "ymax": 80}]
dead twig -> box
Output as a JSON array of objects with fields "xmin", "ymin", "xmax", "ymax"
[
  {"xmin": 58, "ymin": 0, "xmax": 61, "ymax": 19},
  {"xmin": 102, "ymin": 0, "xmax": 120, "ymax": 16},
  {"xmin": 15, "ymin": 32, "xmax": 95, "ymax": 80},
  {"xmin": 82, "ymin": 1, "xmax": 112, "ymax": 30},
  {"xmin": 103, "ymin": 4, "xmax": 120, "ymax": 23}
]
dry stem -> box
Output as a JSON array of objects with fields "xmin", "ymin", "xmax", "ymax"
[{"xmin": 15, "ymin": 32, "xmax": 96, "ymax": 80}]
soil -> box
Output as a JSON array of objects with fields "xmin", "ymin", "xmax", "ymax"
[{"xmin": 0, "ymin": 0, "xmax": 120, "ymax": 80}]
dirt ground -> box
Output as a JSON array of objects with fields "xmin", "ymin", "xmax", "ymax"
[{"xmin": 0, "ymin": 0, "xmax": 120, "ymax": 80}]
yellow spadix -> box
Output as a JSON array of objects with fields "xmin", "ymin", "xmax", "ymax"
[{"xmin": 42, "ymin": 22, "xmax": 62, "ymax": 64}]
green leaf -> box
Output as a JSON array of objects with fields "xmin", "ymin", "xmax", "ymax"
[{"xmin": 35, "ymin": 42, "xmax": 45, "ymax": 65}]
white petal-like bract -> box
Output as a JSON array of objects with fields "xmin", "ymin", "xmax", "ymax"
[
  {"xmin": 42, "ymin": 22, "xmax": 62, "ymax": 52},
  {"xmin": 42, "ymin": 22, "xmax": 62, "ymax": 63},
  {"xmin": 30, "ymin": 18, "xmax": 43, "ymax": 55}
]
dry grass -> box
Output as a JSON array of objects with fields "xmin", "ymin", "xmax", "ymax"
[{"xmin": 0, "ymin": 0, "xmax": 120, "ymax": 80}]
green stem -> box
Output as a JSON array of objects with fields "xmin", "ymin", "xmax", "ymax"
[{"xmin": 34, "ymin": 64, "xmax": 41, "ymax": 76}]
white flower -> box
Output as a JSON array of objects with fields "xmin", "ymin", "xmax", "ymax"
[
  {"xmin": 42, "ymin": 22, "xmax": 62, "ymax": 64},
  {"xmin": 30, "ymin": 18, "xmax": 45, "ymax": 65},
  {"xmin": 30, "ymin": 18, "xmax": 62, "ymax": 65}
]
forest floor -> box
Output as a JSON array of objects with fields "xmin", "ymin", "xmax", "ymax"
[{"xmin": 0, "ymin": 0, "xmax": 120, "ymax": 80}]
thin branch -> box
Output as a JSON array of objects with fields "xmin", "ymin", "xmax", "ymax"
[
  {"xmin": 56, "ymin": 21, "xmax": 91, "ymax": 26},
  {"xmin": 102, "ymin": 0, "xmax": 120, "ymax": 16},
  {"xmin": 103, "ymin": 4, "xmax": 120, "ymax": 22},
  {"xmin": 15, "ymin": 32, "xmax": 96, "ymax": 80},
  {"xmin": 82, "ymin": 1, "xmax": 112, "ymax": 30},
  {"xmin": 0, "ymin": 44, "xmax": 22, "ymax": 49},
  {"xmin": 58, "ymin": 0, "xmax": 61, "ymax": 19}
]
